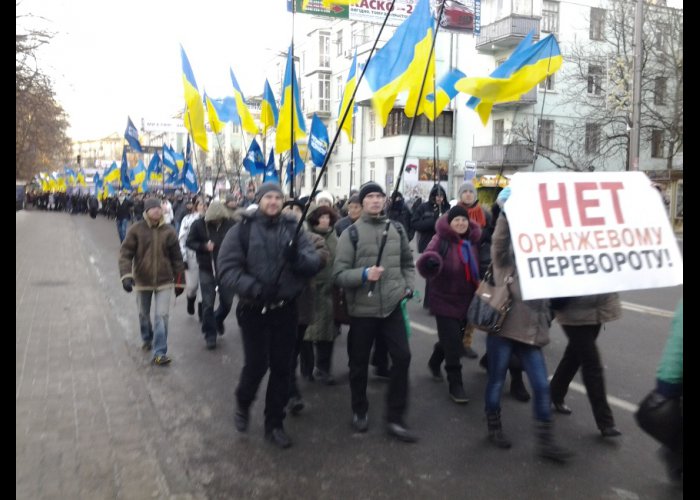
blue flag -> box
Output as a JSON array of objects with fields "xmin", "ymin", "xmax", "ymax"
[
  {"xmin": 162, "ymin": 144, "xmax": 177, "ymax": 175},
  {"xmin": 120, "ymin": 147, "xmax": 131, "ymax": 190},
  {"xmin": 182, "ymin": 161, "xmax": 199, "ymax": 193},
  {"xmin": 263, "ymin": 148, "xmax": 279, "ymax": 183},
  {"xmin": 308, "ymin": 114, "xmax": 329, "ymax": 167},
  {"xmin": 243, "ymin": 138, "xmax": 266, "ymax": 174},
  {"xmin": 285, "ymin": 143, "xmax": 305, "ymax": 183},
  {"xmin": 124, "ymin": 116, "xmax": 143, "ymax": 153}
]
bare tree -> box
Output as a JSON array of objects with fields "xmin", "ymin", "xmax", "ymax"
[
  {"xmin": 511, "ymin": 0, "xmax": 682, "ymax": 172},
  {"xmin": 16, "ymin": 5, "xmax": 71, "ymax": 179}
]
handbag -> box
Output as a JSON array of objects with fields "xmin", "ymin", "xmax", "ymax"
[
  {"xmin": 332, "ymin": 285, "xmax": 351, "ymax": 325},
  {"xmin": 467, "ymin": 264, "xmax": 512, "ymax": 334},
  {"xmin": 634, "ymin": 390, "xmax": 683, "ymax": 452}
]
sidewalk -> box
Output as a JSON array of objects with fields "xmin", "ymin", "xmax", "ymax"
[{"xmin": 16, "ymin": 211, "xmax": 206, "ymax": 500}]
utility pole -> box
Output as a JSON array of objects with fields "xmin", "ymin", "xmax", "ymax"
[{"xmin": 628, "ymin": 0, "xmax": 643, "ymax": 171}]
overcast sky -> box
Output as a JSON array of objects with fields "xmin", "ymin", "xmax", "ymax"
[
  {"xmin": 18, "ymin": 0, "xmax": 682, "ymax": 142},
  {"xmin": 18, "ymin": 0, "xmax": 311, "ymax": 141}
]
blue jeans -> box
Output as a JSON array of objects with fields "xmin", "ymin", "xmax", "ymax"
[
  {"xmin": 484, "ymin": 334, "xmax": 552, "ymax": 422},
  {"xmin": 136, "ymin": 289, "xmax": 171, "ymax": 357},
  {"xmin": 117, "ymin": 218, "xmax": 130, "ymax": 243}
]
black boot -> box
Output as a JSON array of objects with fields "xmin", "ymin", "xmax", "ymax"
[
  {"xmin": 486, "ymin": 412, "xmax": 512, "ymax": 449},
  {"xmin": 197, "ymin": 302, "xmax": 203, "ymax": 322},
  {"xmin": 449, "ymin": 383, "xmax": 469, "ymax": 404},
  {"xmin": 187, "ymin": 296, "xmax": 195, "ymax": 315},
  {"xmin": 536, "ymin": 421, "xmax": 574, "ymax": 462},
  {"xmin": 509, "ymin": 371, "xmax": 531, "ymax": 402},
  {"xmin": 479, "ymin": 353, "xmax": 488, "ymax": 371}
]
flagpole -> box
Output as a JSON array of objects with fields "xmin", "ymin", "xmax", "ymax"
[
  {"xmin": 289, "ymin": 3, "xmax": 296, "ymax": 199},
  {"xmin": 368, "ymin": 0, "xmax": 446, "ymax": 297},
  {"xmin": 348, "ymin": 116, "xmax": 355, "ymax": 197}
]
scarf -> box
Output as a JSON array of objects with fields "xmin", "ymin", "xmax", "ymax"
[
  {"xmin": 458, "ymin": 239, "xmax": 481, "ymax": 287},
  {"xmin": 461, "ymin": 200, "xmax": 486, "ymax": 228}
]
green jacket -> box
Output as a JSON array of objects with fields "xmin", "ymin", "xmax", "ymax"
[
  {"xmin": 657, "ymin": 300, "xmax": 683, "ymax": 385},
  {"xmin": 119, "ymin": 216, "xmax": 185, "ymax": 291},
  {"xmin": 333, "ymin": 213, "xmax": 415, "ymax": 318}
]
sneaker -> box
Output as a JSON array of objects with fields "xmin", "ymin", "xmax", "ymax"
[
  {"xmin": 352, "ymin": 413, "xmax": 369, "ymax": 433},
  {"xmin": 449, "ymin": 385, "xmax": 470, "ymax": 404},
  {"xmin": 386, "ymin": 422, "xmax": 418, "ymax": 443},
  {"xmin": 313, "ymin": 368, "xmax": 336, "ymax": 385},
  {"xmin": 215, "ymin": 318, "xmax": 225, "ymax": 336},
  {"xmin": 141, "ymin": 341, "xmax": 152, "ymax": 351},
  {"xmin": 600, "ymin": 426, "xmax": 622, "ymax": 438},
  {"xmin": 463, "ymin": 346, "xmax": 479, "ymax": 359},
  {"xmin": 153, "ymin": 354, "xmax": 172, "ymax": 366},
  {"xmin": 206, "ymin": 337, "xmax": 217, "ymax": 350},
  {"xmin": 186, "ymin": 296, "xmax": 195, "ymax": 315},
  {"xmin": 234, "ymin": 408, "xmax": 249, "ymax": 433},
  {"xmin": 427, "ymin": 362, "xmax": 443, "ymax": 382},
  {"xmin": 265, "ymin": 427, "xmax": 292, "ymax": 449}
]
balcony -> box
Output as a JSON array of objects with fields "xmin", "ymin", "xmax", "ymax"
[
  {"xmin": 493, "ymin": 87, "xmax": 538, "ymax": 109},
  {"xmin": 472, "ymin": 144, "xmax": 533, "ymax": 168},
  {"xmin": 475, "ymin": 15, "xmax": 540, "ymax": 52}
]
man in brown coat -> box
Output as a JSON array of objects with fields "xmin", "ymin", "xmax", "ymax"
[{"xmin": 119, "ymin": 197, "xmax": 185, "ymax": 365}]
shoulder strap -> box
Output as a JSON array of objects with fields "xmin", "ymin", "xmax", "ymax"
[
  {"xmin": 348, "ymin": 224, "xmax": 359, "ymax": 250},
  {"xmin": 390, "ymin": 220, "xmax": 405, "ymax": 240},
  {"xmin": 238, "ymin": 218, "xmax": 251, "ymax": 254},
  {"xmin": 439, "ymin": 238, "xmax": 449, "ymax": 258}
]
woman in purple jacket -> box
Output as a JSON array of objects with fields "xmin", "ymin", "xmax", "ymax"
[{"xmin": 417, "ymin": 206, "xmax": 481, "ymax": 404}]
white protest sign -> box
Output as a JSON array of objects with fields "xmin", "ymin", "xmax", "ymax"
[{"xmin": 505, "ymin": 171, "xmax": 683, "ymax": 300}]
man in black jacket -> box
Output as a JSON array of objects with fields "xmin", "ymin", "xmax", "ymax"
[{"xmin": 217, "ymin": 183, "xmax": 322, "ymax": 449}]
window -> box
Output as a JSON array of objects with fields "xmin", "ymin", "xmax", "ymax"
[
  {"xmin": 585, "ymin": 123, "xmax": 600, "ymax": 154},
  {"xmin": 539, "ymin": 74, "xmax": 555, "ymax": 91},
  {"xmin": 337, "ymin": 75, "xmax": 344, "ymax": 101},
  {"xmin": 382, "ymin": 109, "xmax": 453, "ymax": 138},
  {"xmin": 538, "ymin": 119, "xmax": 555, "ymax": 151},
  {"xmin": 542, "ymin": 1, "xmax": 559, "ymax": 34},
  {"xmin": 385, "ymin": 157, "xmax": 394, "ymax": 189},
  {"xmin": 654, "ymin": 77, "xmax": 667, "ymax": 105},
  {"xmin": 656, "ymin": 23, "xmax": 669, "ymax": 50},
  {"xmin": 369, "ymin": 161, "xmax": 375, "ymax": 181},
  {"xmin": 493, "ymin": 119, "xmax": 504, "ymax": 145},
  {"xmin": 369, "ymin": 110, "xmax": 376, "ymax": 140},
  {"xmin": 320, "ymin": 32, "xmax": 330, "ymax": 68},
  {"xmin": 336, "ymin": 167, "xmax": 341, "ymax": 188},
  {"xmin": 322, "ymin": 171, "xmax": 328, "ymax": 188},
  {"xmin": 651, "ymin": 129, "xmax": 664, "ymax": 158},
  {"xmin": 301, "ymin": 89, "xmax": 306, "ymax": 111},
  {"xmin": 336, "ymin": 29, "xmax": 343, "ymax": 56},
  {"xmin": 590, "ymin": 8, "xmax": 605, "ymax": 41},
  {"xmin": 319, "ymin": 73, "xmax": 330, "ymax": 112},
  {"xmin": 587, "ymin": 64, "xmax": 604, "ymax": 95}
]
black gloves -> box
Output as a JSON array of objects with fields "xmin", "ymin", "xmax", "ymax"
[
  {"xmin": 183, "ymin": 261, "xmax": 189, "ymax": 270},
  {"xmin": 425, "ymin": 258, "xmax": 440, "ymax": 271},
  {"xmin": 283, "ymin": 239, "xmax": 299, "ymax": 263},
  {"xmin": 258, "ymin": 283, "xmax": 277, "ymax": 302},
  {"xmin": 122, "ymin": 278, "xmax": 135, "ymax": 293}
]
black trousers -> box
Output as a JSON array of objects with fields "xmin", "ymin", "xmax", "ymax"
[
  {"xmin": 299, "ymin": 339, "xmax": 335, "ymax": 375},
  {"xmin": 348, "ymin": 307, "xmax": 411, "ymax": 424},
  {"xmin": 428, "ymin": 316, "xmax": 465, "ymax": 386},
  {"xmin": 235, "ymin": 301, "xmax": 297, "ymax": 432},
  {"xmin": 549, "ymin": 324, "xmax": 615, "ymax": 429}
]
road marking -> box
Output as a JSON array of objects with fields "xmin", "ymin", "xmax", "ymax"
[
  {"xmin": 410, "ymin": 321, "xmax": 436, "ymax": 335},
  {"xmin": 620, "ymin": 301, "xmax": 674, "ymax": 318},
  {"xmin": 554, "ymin": 380, "xmax": 639, "ymax": 413}
]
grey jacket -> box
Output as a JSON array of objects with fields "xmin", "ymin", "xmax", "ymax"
[
  {"xmin": 554, "ymin": 293, "xmax": 622, "ymax": 325},
  {"xmin": 490, "ymin": 214, "xmax": 552, "ymax": 347},
  {"xmin": 333, "ymin": 212, "xmax": 415, "ymax": 318},
  {"xmin": 217, "ymin": 211, "xmax": 322, "ymax": 303}
]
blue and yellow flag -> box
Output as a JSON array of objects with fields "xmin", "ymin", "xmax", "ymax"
[
  {"xmin": 64, "ymin": 167, "xmax": 77, "ymax": 186},
  {"xmin": 103, "ymin": 161, "xmax": 119, "ymax": 183},
  {"xmin": 180, "ymin": 45, "xmax": 209, "ymax": 151},
  {"xmin": 120, "ymin": 147, "xmax": 131, "ymax": 190},
  {"xmin": 162, "ymin": 144, "xmax": 177, "ymax": 176},
  {"xmin": 456, "ymin": 34, "xmax": 563, "ymax": 125},
  {"xmin": 309, "ymin": 114, "xmax": 329, "ymax": 167},
  {"xmin": 147, "ymin": 152, "xmax": 163, "ymax": 183},
  {"xmin": 130, "ymin": 160, "xmax": 146, "ymax": 189},
  {"xmin": 124, "ymin": 116, "xmax": 143, "ymax": 153},
  {"xmin": 276, "ymin": 46, "xmax": 307, "ymax": 154},
  {"xmin": 230, "ymin": 68, "xmax": 259, "ymax": 135},
  {"xmin": 205, "ymin": 92, "xmax": 227, "ymax": 134},
  {"xmin": 338, "ymin": 50, "xmax": 357, "ymax": 143},
  {"xmin": 363, "ymin": 0, "xmax": 436, "ymax": 126},
  {"xmin": 77, "ymin": 168, "xmax": 87, "ymax": 187},
  {"xmin": 285, "ymin": 142, "xmax": 306, "ymax": 184},
  {"xmin": 424, "ymin": 68, "xmax": 466, "ymax": 121},
  {"xmin": 261, "ymin": 79, "xmax": 279, "ymax": 135}
]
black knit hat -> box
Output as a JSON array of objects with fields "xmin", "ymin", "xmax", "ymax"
[
  {"xmin": 358, "ymin": 181, "xmax": 385, "ymax": 204},
  {"xmin": 144, "ymin": 198, "xmax": 161, "ymax": 212},
  {"xmin": 447, "ymin": 205, "xmax": 469, "ymax": 223},
  {"xmin": 255, "ymin": 182, "xmax": 283, "ymax": 202}
]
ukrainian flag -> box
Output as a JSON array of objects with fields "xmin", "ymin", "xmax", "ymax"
[
  {"xmin": 261, "ymin": 79, "xmax": 279, "ymax": 135},
  {"xmin": 276, "ymin": 46, "xmax": 307, "ymax": 154},
  {"xmin": 424, "ymin": 68, "xmax": 466, "ymax": 121},
  {"xmin": 205, "ymin": 93, "xmax": 227, "ymax": 134},
  {"xmin": 337, "ymin": 50, "xmax": 357, "ymax": 143},
  {"xmin": 130, "ymin": 160, "xmax": 146, "ymax": 189},
  {"xmin": 230, "ymin": 68, "xmax": 259, "ymax": 135},
  {"xmin": 77, "ymin": 168, "xmax": 87, "ymax": 187},
  {"xmin": 456, "ymin": 34, "xmax": 563, "ymax": 125},
  {"xmin": 363, "ymin": 0, "xmax": 436, "ymax": 127},
  {"xmin": 103, "ymin": 162, "xmax": 120, "ymax": 183},
  {"xmin": 180, "ymin": 45, "xmax": 209, "ymax": 151}
]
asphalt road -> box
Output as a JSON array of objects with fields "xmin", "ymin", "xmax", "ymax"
[{"xmin": 73, "ymin": 213, "xmax": 683, "ymax": 499}]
